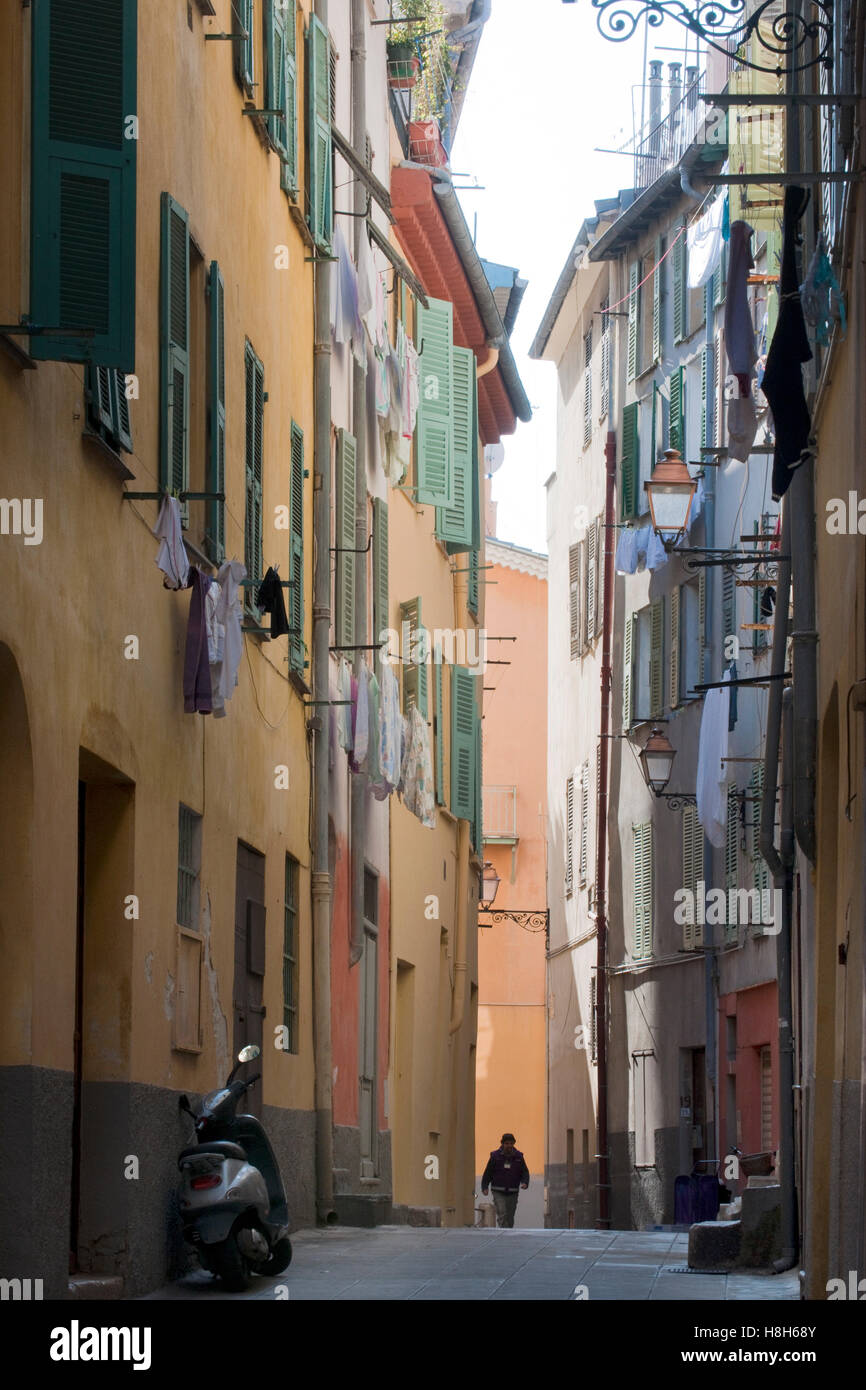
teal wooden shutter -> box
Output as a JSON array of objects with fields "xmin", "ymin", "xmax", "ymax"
[
  {"xmin": 673, "ymin": 224, "xmax": 686, "ymax": 343},
  {"xmin": 266, "ymin": 1, "xmax": 288, "ymax": 157},
  {"xmin": 669, "ymin": 365, "xmax": 684, "ymax": 454},
  {"xmin": 416, "ymin": 297, "xmax": 455, "ymax": 507},
  {"xmin": 87, "ymin": 365, "xmax": 132, "ymax": 452},
  {"xmin": 649, "ymin": 597, "xmax": 664, "ymax": 718},
  {"xmin": 160, "ymin": 195, "xmax": 190, "ymax": 499},
  {"xmin": 623, "ymin": 611, "xmax": 635, "ymax": 730},
  {"xmin": 372, "ymin": 497, "xmax": 389, "ymax": 677},
  {"xmin": 280, "ymin": 0, "xmax": 298, "ymax": 193},
  {"xmin": 725, "ymin": 785, "xmax": 739, "ymax": 943},
  {"xmin": 451, "ymin": 665, "xmax": 476, "ymax": 822},
  {"xmin": 115, "ymin": 373, "xmax": 133, "ymax": 452},
  {"xmin": 289, "ymin": 422, "xmax": 305, "ymax": 673},
  {"xmin": 244, "ymin": 343, "xmax": 264, "ymax": 592},
  {"xmin": 436, "ymin": 344, "xmax": 474, "ymax": 545},
  {"xmin": 400, "ymin": 596, "xmax": 428, "ymax": 718},
  {"xmin": 650, "ymin": 381, "xmax": 659, "ymax": 471},
  {"xmin": 468, "ymin": 549, "xmax": 479, "ymax": 616},
  {"xmin": 652, "ymin": 235, "xmax": 662, "ymax": 363},
  {"xmin": 633, "ymin": 822, "xmax": 653, "ymax": 959},
  {"xmin": 473, "ymin": 701, "xmax": 483, "ymax": 854},
  {"xmin": 336, "ymin": 428, "xmax": 357, "ymax": 648},
  {"xmin": 698, "ymin": 568, "xmax": 707, "ymax": 683},
  {"xmin": 669, "ymin": 585, "xmax": 680, "ymax": 710},
  {"xmin": 620, "ymin": 401, "xmax": 639, "ymax": 519},
  {"xmin": 234, "ymin": 0, "xmax": 255, "ymax": 93},
  {"xmin": 206, "ymin": 261, "xmax": 226, "ymax": 563},
  {"xmin": 433, "ymin": 642, "xmax": 445, "ymax": 805},
  {"xmin": 30, "ymin": 0, "xmax": 137, "ymax": 369},
  {"xmin": 627, "ymin": 260, "xmax": 639, "ymax": 382},
  {"xmin": 307, "ymin": 15, "xmax": 332, "ymax": 250}
]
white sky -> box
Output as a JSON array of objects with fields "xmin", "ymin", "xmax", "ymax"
[{"xmin": 450, "ymin": 0, "xmax": 701, "ymax": 554}]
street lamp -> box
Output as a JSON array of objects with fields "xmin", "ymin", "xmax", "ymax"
[
  {"xmin": 480, "ymin": 862, "xmax": 501, "ymax": 910},
  {"xmin": 639, "ymin": 727, "xmax": 698, "ymax": 809},
  {"xmin": 645, "ymin": 449, "xmax": 696, "ymax": 549}
]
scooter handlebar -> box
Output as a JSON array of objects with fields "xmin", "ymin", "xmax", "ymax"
[{"xmin": 245, "ymin": 1073, "xmax": 262, "ymax": 1088}]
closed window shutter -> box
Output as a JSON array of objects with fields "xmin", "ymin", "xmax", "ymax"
[
  {"xmin": 633, "ymin": 822, "xmax": 653, "ymax": 959},
  {"xmin": 669, "ymin": 365, "xmax": 685, "ymax": 455},
  {"xmin": 600, "ymin": 301, "xmax": 610, "ymax": 419},
  {"xmin": 713, "ymin": 328, "xmax": 723, "ymax": 446},
  {"xmin": 234, "ymin": 0, "xmax": 255, "ymax": 94},
  {"xmin": 682, "ymin": 807, "xmax": 704, "ymax": 950},
  {"xmin": 206, "ymin": 261, "xmax": 226, "ymax": 563},
  {"xmin": 468, "ymin": 549, "xmax": 479, "ymax": 616},
  {"xmin": 669, "ymin": 584, "xmax": 680, "ymax": 709},
  {"xmin": 160, "ymin": 194, "xmax": 190, "ymax": 501},
  {"xmin": 751, "ymin": 763, "xmax": 770, "ymax": 931},
  {"xmin": 583, "ymin": 327, "xmax": 592, "ymax": 446},
  {"xmin": 307, "ymin": 15, "xmax": 333, "ymax": 250},
  {"xmin": 579, "ymin": 761, "xmax": 590, "ymax": 886},
  {"xmin": 450, "ymin": 665, "xmax": 476, "ymax": 822},
  {"xmin": 244, "ymin": 344, "xmax": 264, "ymax": 595},
  {"xmin": 433, "ymin": 642, "xmax": 445, "ymax": 805},
  {"xmin": 649, "ymin": 597, "xmax": 664, "ymax": 717},
  {"xmin": 698, "ymin": 567, "xmax": 707, "ymax": 683},
  {"xmin": 627, "ymin": 261, "xmax": 639, "ymax": 381},
  {"xmin": 416, "ymin": 298, "xmax": 455, "ymax": 507},
  {"xmin": 623, "ymin": 611, "xmax": 635, "ymax": 730},
  {"xmin": 30, "ymin": 0, "xmax": 136, "ymax": 370},
  {"xmin": 400, "ymin": 596, "xmax": 428, "ymax": 718},
  {"xmin": 652, "ymin": 235, "xmax": 662, "ymax": 363},
  {"xmin": 586, "ymin": 522, "xmax": 597, "ymax": 645},
  {"xmin": 336, "ymin": 428, "xmax": 357, "ymax": 648},
  {"xmin": 569, "ymin": 544, "xmax": 581, "ymax": 659},
  {"xmin": 673, "ymin": 224, "xmax": 686, "ymax": 343},
  {"xmin": 289, "ymin": 422, "xmax": 305, "ymax": 672},
  {"xmin": 565, "ymin": 776, "xmax": 575, "ymax": 895},
  {"xmin": 722, "ymin": 568, "xmax": 735, "ymax": 650},
  {"xmin": 435, "ymin": 344, "xmax": 473, "ymax": 544},
  {"xmin": 621, "ymin": 402, "xmax": 639, "ymax": 520},
  {"xmin": 472, "ymin": 706, "xmax": 482, "ymax": 854},
  {"xmin": 650, "ymin": 381, "xmax": 658, "ymax": 472},
  {"xmin": 700, "ymin": 346, "xmax": 708, "ymax": 450},
  {"xmin": 372, "ymin": 497, "xmax": 389, "ymax": 677},
  {"xmin": 725, "ymin": 785, "xmax": 739, "ymax": 943},
  {"xmin": 115, "ymin": 373, "xmax": 133, "ymax": 452},
  {"xmin": 267, "ymin": 0, "xmax": 296, "ymax": 187}
]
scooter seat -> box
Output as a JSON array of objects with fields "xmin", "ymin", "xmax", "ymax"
[{"xmin": 178, "ymin": 1141, "xmax": 247, "ymax": 1166}]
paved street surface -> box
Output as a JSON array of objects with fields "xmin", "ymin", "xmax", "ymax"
[{"xmin": 143, "ymin": 1227, "xmax": 800, "ymax": 1301}]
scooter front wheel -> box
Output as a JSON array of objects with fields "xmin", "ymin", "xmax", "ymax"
[
  {"xmin": 214, "ymin": 1231, "xmax": 251, "ymax": 1292},
  {"xmin": 260, "ymin": 1236, "xmax": 292, "ymax": 1276}
]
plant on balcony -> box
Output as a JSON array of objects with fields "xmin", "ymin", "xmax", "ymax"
[{"xmin": 387, "ymin": 0, "xmax": 456, "ymax": 124}]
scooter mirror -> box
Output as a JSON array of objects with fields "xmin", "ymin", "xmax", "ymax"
[{"xmin": 237, "ymin": 1044, "xmax": 261, "ymax": 1063}]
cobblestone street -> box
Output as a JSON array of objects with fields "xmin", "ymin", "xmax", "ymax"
[{"xmin": 144, "ymin": 1227, "xmax": 800, "ymax": 1302}]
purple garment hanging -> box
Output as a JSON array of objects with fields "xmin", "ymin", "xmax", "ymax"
[{"xmin": 184, "ymin": 568, "xmax": 213, "ymax": 715}]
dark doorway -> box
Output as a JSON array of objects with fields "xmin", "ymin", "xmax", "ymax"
[{"xmin": 233, "ymin": 843, "xmax": 266, "ymax": 1117}]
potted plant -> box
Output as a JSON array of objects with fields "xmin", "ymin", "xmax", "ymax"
[
  {"xmin": 386, "ymin": 37, "xmax": 421, "ymax": 90},
  {"xmin": 387, "ymin": 0, "xmax": 455, "ymax": 122}
]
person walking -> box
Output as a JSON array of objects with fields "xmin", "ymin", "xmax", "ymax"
[{"xmin": 481, "ymin": 1133, "xmax": 529, "ymax": 1228}]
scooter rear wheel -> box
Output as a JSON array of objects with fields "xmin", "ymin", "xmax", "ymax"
[
  {"xmin": 214, "ymin": 1231, "xmax": 251, "ymax": 1292},
  {"xmin": 260, "ymin": 1236, "xmax": 292, "ymax": 1276}
]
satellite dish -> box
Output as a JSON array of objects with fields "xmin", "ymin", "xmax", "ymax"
[{"xmin": 484, "ymin": 442, "xmax": 505, "ymax": 475}]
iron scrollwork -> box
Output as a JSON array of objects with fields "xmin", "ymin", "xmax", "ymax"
[{"xmin": 478, "ymin": 909, "xmax": 550, "ymax": 931}]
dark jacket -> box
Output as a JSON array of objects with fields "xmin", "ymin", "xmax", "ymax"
[{"xmin": 481, "ymin": 1147, "xmax": 529, "ymax": 1194}]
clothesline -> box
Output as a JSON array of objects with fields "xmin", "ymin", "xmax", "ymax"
[{"xmin": 602, "ymin": 186, "xmax": 717, "ymax": 317}]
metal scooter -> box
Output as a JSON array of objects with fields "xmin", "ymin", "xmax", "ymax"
[{"xmin": 178, "ymin": 1045, "xmax": 292, "ymax": 1291}]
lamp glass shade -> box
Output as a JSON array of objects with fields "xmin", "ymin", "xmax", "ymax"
[
  {"xmin": 639, "ymin": 729, "xmax": 676, "ymax": 794},
  {"xmin": 481, "ymin": 862, "xmax": 501, "ymax": 907},
  {"xmin": 645, "ymin": 449, "xmax": 697, "ymax": 541}
]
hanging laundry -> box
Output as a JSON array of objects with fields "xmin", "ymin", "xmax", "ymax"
[
  {"xmin": 366, "ymin": 669, "xmax": 381, "ymax": 786},
  {"xmin": 403, "ymin": 332, "xmax": 419, "ymax": 440},
  {"xmin": 184, "ymin": 569, "xmax": 213, "ymax": 715},
  {"xmin": 256, "ymin": 567, "xmax": 290, "ymax": 639},
  {"xmin": 727, "ymin": 660, "xmax": 738, "ymax": 733},
  {"xmin": 153, "ymin": 493, "xmax": 189, "ymax": 590},
  {"xmin": 205, "ymin": 578, "xmax": 226, "ymax": 718},
  {"xmin": 331, "ymin": 222, "xmax": 366, "ymax": 365},
  {"xmin": 615, "ymin": 527, "xmax": 639, "ymax": 575},
  {"xmin": 727, "ymin": 393, "xmax": 758, "ymax": 464},
  {"xmin": 645, "ymin": 529, "xmax": 668, "ymax": 571},
  {"xmin": 351, "ymin": 664, "xmax": 370, "ymax": 772},
  {"xmin": 724, "ymin": 220, "xmax": 758, "ymax": 463},
  {"xmin": 634, "ymin": 526, "xmax": 652, "ymax": 570},
  {"xmin": 762, "ymin": 185, "xmax": 813, "ymax": 500},
  {"xmin": 690, "ymin": 474, "xmax": 705, "ymax": 527},
  {"xmin": 800, "ymin": 232, "xmax": 846, "ymax": 348},
  {"xmin": 214, "ymin": 559, "xmax": 246, "ymax": 709},
  {"xmin": 356, "ymin": 226, "xmax": 377, "ymax": 331},
  {"xmin": 696, "ymin": 669, "xmax": 731, "ymax": 847},
  {"xmin": 378, "ymin": 661, "xmax": 402, "ymax": 789},
  {"xmin": 336, "ymin": 658, "xmax": 354, "ymax": 753},
  {"xmin": 400, "ymin": 704, "xmax": 436, "ymax": 828},
  {"xmin": 687, "ymin": 194, "xmax": 726, "ymax": 289}
]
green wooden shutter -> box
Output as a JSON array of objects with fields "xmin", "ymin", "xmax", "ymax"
[
  {"xmin": 713, "ymin": 242, "xmax": 727, "ymax": 309},
  {"xmin": 336, "ymin": 428, "xmax": 357, "ymax": 648},
  {"xmin": 266, "ymin": 1, "xmax": 288, "ymax": 158},
  {"xmin": 649, "ymin": 597, "xmax": 664, "ymax": 717},
  {"xmin": 400, "ymin": 596, "xmax": 428, "ymax": 718},
  {"xmin": 451, "ymin": 665, "xmax": 475, "ymax": 821},
  {"xmin": 434, "ymin": 642, "xmax": 445, "ymax": 806},
  {"xmin": 652, "ymin": 235, "xmax": 662, "ymax": 363},
  {"xmin": 307, "ymin": 14, "xmax": 332, "ymax": 250},
  {"xmin": 87, "ymin": 365, "xmax": 132, "ymax": 451},
  {"xmin": 633, "ymin": 822, "xmax": 653, "ymax": 959},
  {"xmin": 206, "ymin": 261, "xmax": 226, "ymax": 563},
  {"xmin": 30, "ymin": 0, "xmax": 137, "ymax": 369},
  {"xmin": 627, "ymin": 260, "xmax": 639, "ymax": 382},
  {"xmin": 234, "ymin": 0, "xmax": 255, "ymax": 93},
  {"xmin": 698, "ymin": 567, "xmax": 707, "ymax": 684},
  {"xmin": 669, "ymin": 585, "xmax": 681, "ymax": 710},
  {"xmin": 115, "ymin": 372, "xmax": 133, "ymax": 452},
  {"xmin": 751, "ymin": 763, "xmax": 770, "ymax": 930},
  {"xmin": 436, "ymin": 344, "xmax": 473, "ymax": 544},
  {"xmin": 281, "ymin": 1, "xmax": 298, "ymax": 193},
  {"xmin": 565, "ymin": 775, "xmax": 575, "ymax": 894},
  {"xmin": 160, "ymin": 194, "xmax": 190, "ymax": 499},
  {"xmin": 673, "ymin": 224, "xmax": 686, "ymax": 343},
  {"xmin": 289, "ymin": 422, "xmax": 305, "ymax": 672},
  {"xmin": 472, "ymin": 704, "xmax": 482, "ymax": 854},
  {"xmin": 416, "ymin": 297, "xmax": 455, "ymax": 507},
  {"xmin": 623, "ymin": 611, "xmax": 635, "ymax": 730},
  {"xmin": 372, "ymin": 497, "xmax": 389, "ymax": 677},
  {"xmin": 669, "ymin": 365, "xmax": 684, "ymax": 455},
  {"xmin": 468, "ymin": 549, "xmax": 479, "ymax": 617},
  {"xmin": 722, "ymin": 567, "xmax": 735, "ymax": 650},
  {"xmin": 244, "ymin": 344, "xmax": 264, "ymax": 595},
  {"xmin": 621, "ymin": 401, "xmax": 639, "ymax": 520},
  {"xmin": 725, "ymin": 785, "xmax": 739, "ymax": 943}
]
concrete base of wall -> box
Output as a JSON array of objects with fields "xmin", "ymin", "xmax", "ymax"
[{"xmin": 544, "ymin": 1163, "xmax": 596, "ymax": 1230}]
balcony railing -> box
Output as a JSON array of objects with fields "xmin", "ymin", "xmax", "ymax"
[
  {"xmin": 634, "ymin": 70, "xmax": 709, "ymax": 193},
  {"xmin": 482, "ymin": 785, "xmax": 518, "ymax": 843}
]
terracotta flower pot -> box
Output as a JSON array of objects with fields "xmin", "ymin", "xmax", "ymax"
[{"xmin": 408, "ymin": 120, "xmax": 448, "ymax": 168}]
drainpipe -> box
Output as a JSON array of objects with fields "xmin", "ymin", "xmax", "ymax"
[
  {"xmin": 774, "ymin": 686, "xmax": 799, "ymax": 1270},
  {"xmin": 701, "ymin": 379, "xmax": 718, "ymax": 1160},
  {"xmin": 760, "ymin": 501, "xmax": 792, "ymax": 883},
  {"xmin": 790, "ymin": 459, "xmax": 817, "ymax": 865},
  {"xmin": 648, "ymin": 59, "xmax": 663, "ymax": 159},
  {"xmin": 594, "ymin": 428, "xmax": 616, "ymax": 1230},
  {"xmin": 312, "ymin": 0, "xmax": 337, "ymax": 1223},
  {"xmin": 349, "ymin": 0, "xmax": 368, "ymax": 968},
  {"xmin": 449, "ymin": 819, "xmax": 470, "ymax": 1035}
]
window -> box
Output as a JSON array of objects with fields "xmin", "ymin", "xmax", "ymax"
[
  {"xmin": 652, "ymin": 235, "xmax": 664, "ymax": 365},
  {"xmin": 620, "ymin": 402, "xmax": 639, "ymax": 520},
  {"xmin": 433, "ymin": 641, "xmax": 446, "ymax": 805},
  {"xmin": 177, "ymin": 805, "xmax": 202, "ymax": 929},
  {"xmin": 85, "ymin": 367, "xmax": 132, "ymax": 454},
  {"xmin": 30, "ymin": 0, "xmax": 137, "ymax": 370},
  {"xmin": 160, "ymin": 195, "xmax": 190, "ymax": 500},
  {"xmin": 289, "ymin": 422, "xmax": 305, "ymax": 673},
  {"xmin": 633, "ymin": 599, "xmax": 663, "ymax": 722},
  {"xmin": 680, "ymin": 579, "xmax": 702, "ymax": 701},
  {"xmin": 234, "ymin": 0, "xmax": 255, "ymax": 95},
  {"xmin": 400, "ymin": 596, "xmax": 428, "ymax": 717},
  {"xmin": 633, "ymin": 822, "xmax": 653, "ymax": 960},
  {"xmin": 569, "ymin": 543, "xmax": 582, "ymax": 660},
  {"xmin": 590, "ymin": 976, "xmax": 598, "ymax": 1064},
  {"xmin": 206, "ymin": 262, "xmax": 226, "ymax": 563},
  {"xmin": 266, "ymin": 0, "xmax": 298, "ymax": 194},
  {"xmin": 673, "ymin": 218, "xmax": 705, "ymax": 343},
  {"xmin": 627, "ymin": 260, "xmax": 640, "ymax": 382},
  {"xmin": 669, "ymin": 365, "xmax": 685, "ymax": 455},
  {"xmin": 682, "ymin": 806, "xmax": 704, "ymax": 950},
  {"xmin": 582, "ymin": 327, "xmax": 592, "ymax": 446},
  {"xmin": 751, "ymin": 764, "xmax": 771, "ymax": 935},
  {"xmin": 307, "ymin": 14, "xmax": 333, "ymax": 250},
  {"xmin": 633, "ymin": 1052, "xmax": 655, "ymax": 1166},
  {"xmin": 244, "ymin": 343, "xmax": 265, "ymax": 607},
  {"xmin": 638, "ymin": 249, "xmax": 655, "ymax": 372},
  {"xmin": 282, "ymin": 854, "xmax": 299, "ymax": 1053},
  {"xmin": 175, "ymin": 804, "xmax": 203, "ymax": 1054},
  {"xmin": 578, "ymin": 761, "xmax": 590, "ymax": 886},
  {"xmin": 467, "ymin": 549, "xmax": 480, "ymax": 617}
]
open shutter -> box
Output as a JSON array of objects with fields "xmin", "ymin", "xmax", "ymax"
[
  {"xmin": 682, "ymin": 807, "xmax": 695, "ymax": 951},
  {"xmin": 450, "ymin": 665, "xmax": 476, "ymax": 822},
  {"xmin": 289, "ymin": 423, "xmax": 305, "ymax": 672},
  {"xmin": 30, "ymin": 0, "xmax": 137, "ymax": 369},
  {"xmin": 652, "ymin": 235, "xmax": 662, "ymax": 363},
  {"xmin": 722, "ymin": 567, "xmax": 735, "ymax": 650},
  {"xmin": 473, "ymin": 704, "xmax": 482, "ymax": 854},
  {"xmin": 266, "ymin": 1, "xmax": 290, "ymax": 163},
  {"xmin": 307, "ymin": 14, "xmax": 332, "ymax": 250},
  {"xmin": 649, "ymin": 597, "xmax": 664, "ymax": 717},
  {"xmin": 579, "ymin": 762, "xmax": 590, "ymax": 886},
  {"xmin": 372, "ymin": 496, "xmax": 389, "ymax": 676},
  {"xmin": 650, "ymin": 381, "xmax": 658, "ymax": 474},
  {"xmin": 713, "ymin": 242, "xmax": 727, "ymax": 309},
  {"xmin": 633, "ymin": 822, "xmax": 653, "ymax": 959},
  {"xmin": 336, "ymin": 428, "xmax": 357, "ymax": 648},
  {"xmin": 569, "ymin": 544, "xmax": 581, "ymax": 659},
  {"xmin": 751, "ymin": 763, "xmax": 769, "ymax": 929},
  {"xmin": 623, "ymin": 611, "xmax": 635, "ymax": 730},
  {"xmin": 620, "ymin": 402, "xmax": 639, "ymax": 520},
  {"xmin": 416, "ymin": 297, "xmax": 454, "ymax": 507},
  {"xmin": 206, "ymin": 261, "xmax": 226, "ymax": 563},
  {"xmin": 669, "ymin": 585, "xmax": 681, "ymax": 709},
  {"xmin": 468, "ymin": 549, "xmax": 480, "ymax": 616},
  {"xmin": 115, "ymin": 373, "xmax": 133, "ymax": 452},
  {"xmin": 586, "ymin": 521, "xmax": 597, "ymax": 643},
  {"xmin": 627, "ymin": 260, "xmax": 639, "ymax": 382},
  {"xmin": 698, "ymin": 567, "xmax": 707, "ymax": 684},
  {"xmin": 400, "ymin": 596, "xmax": 428, "ymax": 718},
  {"xmin": 669, "ymin": 365, "xmax": 684, "ymax": 455},
  {"xmin": 281, "ymin": 1, "xmax": 298, "ymax": 193},
  {"xmin": 600, "ymin": 302, "xmax": 610, "ymax": 419},
  {"xmin": 700, "ymin": 346, "xmax": 708, "ymax": 451},
  {"xmin": 160, "ymin": 195, "xmax": 190, "ymax": 500},
  {"xmin": 433, "ymin": 642, "xmax": 445, "ymax": 805},
  {"xmin": 244, "ymin": 345, "xmax": 264, "ymax": 593},
  {"xmin": 673, "ymin": 223, "xmax": 686, "ymax": 343},
  {"xmin": 725, "ymin": 785, "xmax": 739, "ymax": 943},
  {"xmin": 90, "ymin": 364, "xmax": 115, "ymax": 433},
  {"xmin": 436, "ymin": 345, "xmax": 473, "ymax": 544},
  {"xmin": 565, "ymin": 776, "xmax": 575, "ymax": 895},
  {"xmin": 583, "ymin": 327, "xmax": 592, "ymax": 446},
  {"xmin": 234, "ymin": 0, "xmax": 255, "ymax": 93}
]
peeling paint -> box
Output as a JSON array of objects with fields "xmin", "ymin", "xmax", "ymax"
[
  {"xmin": 164, "ymin": 972, "xmax": 175, "ymax": 1021},
  {"xmin": 202, "ymin": 891, "xmax": 229, "ymax": 1080},
  {"xmin": 144, "ymin": 951, "xmax": 153, "ymax": 985}
]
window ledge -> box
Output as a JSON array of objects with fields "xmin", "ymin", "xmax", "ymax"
[
  {"xmin": 81, "ymin": 427, "xmax": 135, "ymax": 481},
  {"xmin": 0, "ymin": 332, "xmax": 37, "ymax": 371},
  {"xmin": 289, "ymin": 668, "xmax": 311, "ymax": 698}
]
